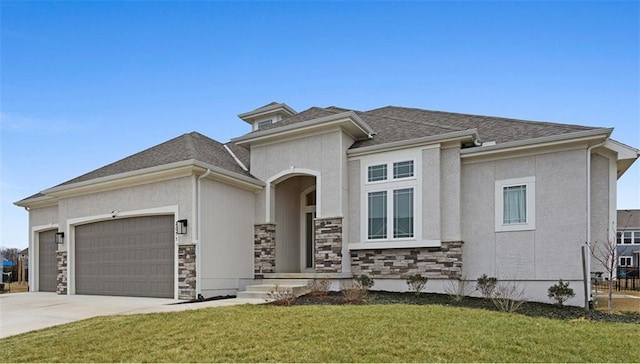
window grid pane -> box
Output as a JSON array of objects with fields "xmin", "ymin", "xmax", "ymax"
[
  {"xmin": 257, "ymin": 119, "xmax": 273, "ymax": 129},
  {"xmin": 393, "ymin": 188, "xmax": 414, "ymax": 238},
  {"xmin": 368, "ymin": 164, "xmax": 387, "ymax": 182},
  {"xmin": 633, "ymin": 231, "xmax": 640, "ymax": 244},
  {"xmin": 368, "ymin": 191, "xmax": 387, "ymax": 239},
  {"xmin": 503, "ymin": 185, "xmax": 527, "ymax": 224},
  {"xmin": 393, "ymin": 161, "xmax": 414, "ymax": 179},
  {"xmin": 623, "ymin": 232, "xmax": 632, "ymax": 244}
]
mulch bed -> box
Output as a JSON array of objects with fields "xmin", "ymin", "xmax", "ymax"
[{"xmin": 289, "ymin": 290, "xmax": 640, "ymax": 324}]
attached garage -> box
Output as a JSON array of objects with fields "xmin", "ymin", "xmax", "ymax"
[
  {"xmin": 75, "ymin": 215, "xmax": 175, "ymax": 298},
  {"xmin": 38, "ymin": 229, "xmax": 58, "ymax": 292}
]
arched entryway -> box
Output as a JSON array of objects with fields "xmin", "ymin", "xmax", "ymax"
[{"xmin": 272, "ymin": 174, "xmax": 316, "ymax": 273}]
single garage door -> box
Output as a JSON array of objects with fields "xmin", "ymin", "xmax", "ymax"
[
  {"xmin": 38, "ymin": 229, "xmax": 58, "ymax": 292},
  {"xmin": 75, "ymin": 215, "xmax": 174, "ymax": 298}
]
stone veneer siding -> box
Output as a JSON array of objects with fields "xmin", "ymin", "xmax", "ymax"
[
  {"xmin": 254, "ymin": 224, "xmax": 276, "ymax": 274},
  {"xmin": 350, "ymin": 241, "xmax": 463, "ymax": 279},
  {"xmin": 315, "ymin": 217, "xmax": 342, "ymax": 273},
  {"xmin": 178, "ymin": 244, "xmax": 196, "ymax": 300},
  {"xmin": 56, "ymin": 251, "xmax": 67, "ymax": 295}
]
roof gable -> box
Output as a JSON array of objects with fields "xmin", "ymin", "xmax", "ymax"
[{"xmin": 53, "ymin": 132, "xmax": 252, "ymax": 189}]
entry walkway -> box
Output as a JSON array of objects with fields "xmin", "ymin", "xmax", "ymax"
[{"xmin": 0, "ymin": 292, "xmax": 264, "ymax": 339}]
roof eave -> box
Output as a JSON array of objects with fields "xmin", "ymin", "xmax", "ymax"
[
  {"xmin": 14, "ymin": 194, "xmax": 57, "ymax": 209},
  {"xmin": 38, "ymin": 159, "xmax": 264, "ymax": 199},
  {"xmin": 605, "ymin": 139, "xmax": 640, "ymax": 178},
  {"xmin": 347, "ymin": 129, "xmax": 479, "ymax": 157},
  {"xmin": 232, "ymin": 111, "xmax": 375, "ymax": 146},
  {"xmin": 238, "ymin": 103, "xmax": 297, "ymax": 124},
  {"xmin": 460, "ymin": 128, "xmax": 613, "ymax": 157}
]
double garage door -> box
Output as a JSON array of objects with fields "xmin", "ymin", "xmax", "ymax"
[
  {"xmin": 39, "ymin": 216, "xmax": 175, "ymax": 298},
  {"xmin": 76, "ymin": 215, "xmax": 175, "ymax": 298}
]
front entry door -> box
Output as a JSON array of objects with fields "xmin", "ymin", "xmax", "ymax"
[{"xmin": 301, "ymin": 188, "xmax": 316, "ymax": 272}]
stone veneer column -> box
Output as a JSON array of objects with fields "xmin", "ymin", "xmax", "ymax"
[
  {"xmin": 178, "ymin": 244, "xmax": 196, "ymax": 300},
  {"xmin": 254, "ymin": 224, "xmax": 276, "ymax": 274},
  {"xmin": 315, "ymin": 217, "xmax": 343, "ymax": 273},
  {"xmin": 56, "ymin": 251, "xmax": 67, "ymax": 295},
  {"xmin": 350, "ymin": 241, "xmax": 463, "ymax": 279}
]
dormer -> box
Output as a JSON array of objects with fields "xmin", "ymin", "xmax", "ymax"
[{"xmin": 238, "ymin": 102, "xmax": 297, "ymax": 131}]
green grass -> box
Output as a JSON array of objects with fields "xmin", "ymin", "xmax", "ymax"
[{"xmin": 1, "ymin": 304, "xmax": 638, "ymax": 362}]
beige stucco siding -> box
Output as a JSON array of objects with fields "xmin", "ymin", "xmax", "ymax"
[
  {"xmin": 462, "ymin": 149, "xmax": 588, "ymax": 280},
  {"xmin": 29, "ymin": 205, "xmax": 59, "ymax": 232},
  {"xmin": 423, "ymin": 147, "xmax": 441, "ymax": 240},
  {"xmin": 58, "ymin": 177, "xmax": 194, "ymax": 243},
  {"xmin": 200, "ymin": 178, "xmax": 255, "ymax": 293},
  {"xmin": 441, "ymin": 147, "xmax": 461, "ymax": 241},
  {"xmin": 348, "ymin": 160, "xmax": 361, "ymax": 244},
  {"xmin": 251, "ymin": 130, "xmax": 351, "ymax": 221}
]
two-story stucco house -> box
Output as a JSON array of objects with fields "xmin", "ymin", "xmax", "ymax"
[{"xmin": 15, "ymin": 102, "xmax": 640, "ymax": 306}]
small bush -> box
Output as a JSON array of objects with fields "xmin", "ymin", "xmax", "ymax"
[
  {"xmin": 341, "ymin": 281, "xmax": 367, "ymax": 304},
  {"xmin": 491, "ymin": 281, "xmax": 526, "ymax": 313},
  {"xmin": 354, "ymin": 275, "xmax": 374, "ymax": 290},
  {"xmin": 307, "ymin": 279, "xmax": 331, "ymax": 297},
  {"xmin": 406, "ymin": 274, "xmax": 429, "ymax": 296},
  {"xmin": 444, "ymin": 277, "xmax": 469, "ymax": 302},
  {"xmin": 548, "ymin": 279, "xmax": 575, "ymax": 306},
  {"xmin": 476, "ymin": 274, "xmax": 498, "ymax": 298},
  {"xmin": 266, "ymin": 285, "xmax": 296, "ymax": 306}
]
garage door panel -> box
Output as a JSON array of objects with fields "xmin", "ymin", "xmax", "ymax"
[
  {"xmin": 38, "ymin": 229, "xmax": 58, "ymax": 292},
  {"xmin": 75, "ymin": 215, "xmax": 174, "ymax": 298}
]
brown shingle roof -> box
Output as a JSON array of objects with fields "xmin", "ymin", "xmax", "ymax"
[
  {"xmin": 243, "ymin": 104, "xmax": 604, "ymax": 148},
  {"xmin": 618, "ymin": 210, "xmax": 640, "ymax": 230},
  {"xmin": 54, "ymin": 132, "xmax": 252, "ymax": 188}
]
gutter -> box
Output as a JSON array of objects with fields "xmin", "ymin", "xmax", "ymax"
[
  {"xmin": 585, "ymin": 140, "xmax": 606, "ymax": 308},
  {"xmin": 460, "ymin": 128, "xmax": 614, "ymax": 157},
  {"xmin": 347, "ymin": 129, "xmax": 479, "ymax": 157},
  {"xmin": 196, "ymin": 169, "xmax": 212, "ymax": 298}
]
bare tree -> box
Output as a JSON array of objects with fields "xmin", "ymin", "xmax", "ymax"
[{"xmin": 589, "ymin": 224, "xmax": 618, "ymax": 314}]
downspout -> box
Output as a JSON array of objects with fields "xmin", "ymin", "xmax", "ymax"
[
  {"xmin": 196, "ymin": 169, "xmax": 212, "ymax": 298},
  {"xmin": 585, "ymin": 140, "xmax": 606, "ymax": 307}
]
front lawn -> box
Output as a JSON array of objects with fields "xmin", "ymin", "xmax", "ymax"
[{"xmin": 1, "ymin": 304, "xmax": 638, "ymax": 362}]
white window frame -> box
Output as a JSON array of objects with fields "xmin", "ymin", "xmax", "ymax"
[
  {"xmin": 357, "ymin": 151, "xmax": 424, "ymax": 249},
  {"xmin": 619, "ymin": 256, "xmax": 632, "ymax": 267},
  {"xmin": 257, "ymin": 119, "xmax": 273, "ymax": 130},
  {"xmin": 495, "ymin": 176, "xmax": 536, "ymax": 232}
]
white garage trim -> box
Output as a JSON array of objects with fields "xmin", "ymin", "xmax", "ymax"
[
  {"xmin": 30, "ymin": 223, "xmax": 59, "ymax": 292},
  {"xmin": 66, "ymin": 205, "xmax": 180, "ymax": 298}
]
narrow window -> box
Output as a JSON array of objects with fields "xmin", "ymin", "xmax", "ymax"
[
  {"xmin": 619, "ymin": 256, "xmax": 632, "ymax": 266},
  {"xmin": 393, "ymin": 188, "xmax": 414, "ymax": 238},
  {"xmin": 368, "ymin": 191, "xmax": 387, "ymax": 239},
  {"xmin": 257, "ymin": 119, "xmax": 273, "ymax": 130},
  {"xmin": 616, "ymin": 232, "xmax": 622, "ymax": 245},
  {"xmin": 368, "ymin": 164, "xmax": 387, "ymax": 182},
  {"xmin": 503, "ymin": 185, "xmax": 527, "ymax": 224},
  {"xmin": 393, "ymin": 160, "xmax": 414, "ymax": 179}
]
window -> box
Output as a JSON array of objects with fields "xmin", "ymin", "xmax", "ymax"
[
  {"xmin": 367, "ymin": 188, "xmax": 414, "ymax": 240},
  {"xmin": 617, "ymin": 231, "xmax": 640, "ymax": 245},
  {"xmin": 360, "ymin": 152, "xmax": 422, "ymax": 247},
  {"xmin": 495, "ymin": 177, "xmax": 536, "ymax": 232},
  {"xmin": 367, "ymin": 191, "xmax": 387, "ymax": 239},
  {"xmin": 619, "ymin": 256, "xmax": 632, "ymax": 266},
  {"xmin": 257, "ymin": 119, "xmax": 273, "ymax": 130},
  {"xmin": 393, "ymin": 188, "xmax": 414, "ymax": 238},
  {"xmin": 393, "ymin": 161, "xmax": 414, "ymax": 179},
  {"xmin": 368, "ymin": 164, "xmax": 387, "ymax": 182},
  {"xmin": 503, "ymin": 185, "xmax": 527, "ymax": 224}
]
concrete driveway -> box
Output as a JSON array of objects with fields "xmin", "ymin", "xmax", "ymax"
[{"xmin": 0, "ymin": 292, "xmax": 264, "ymax": 339}]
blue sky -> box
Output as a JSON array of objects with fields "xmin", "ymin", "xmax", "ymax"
[{"xmin": 1, "ymin": 1, "xmax": 639, "ymax": 250}]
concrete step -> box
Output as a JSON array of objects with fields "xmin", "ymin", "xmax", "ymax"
[{"xmin": 237, "ymin": 279, "xmax": 312, "ymax": 301}]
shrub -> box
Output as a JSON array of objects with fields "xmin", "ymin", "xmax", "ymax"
[
  {"xmin": 354, "ymin": 275, "xmax": 375, "ymax": 290},
  {"xmin": 266, "ymin": 285, "xmax": 296, "ymax": 306},
  {"xmin": 406, "ymin": 274, "xmax": 429, "ymax": 296},
  {"xmin": 491, "ymin": 281, "xmax": 526, "ymax": 313},
  {"xmin": 444, "ymin": 277, "xmax": 469, "ymax": 302},
  {"xmin": 476, "ymin": 274, "xmax": 498, "ymax": 298},
  {"xmin": 307, "ymin": 279, "xmax": 331, "ymax": 297},
  {"xmin": 341, "ymin": 275, "xmax": 374, "ymax": 304},
  {"xmin": 547, "ymin": 279, "xmax": 575, "ymax": 306}
]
